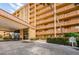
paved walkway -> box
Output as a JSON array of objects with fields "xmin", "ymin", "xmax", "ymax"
[{"xmin": 0, "ymin": 41, "xmax": 79, "ymax": 55}]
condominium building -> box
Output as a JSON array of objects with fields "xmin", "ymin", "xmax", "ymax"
[{"xmin": 13, "ymin": 3, "xmax": 79, "ymax": 39}]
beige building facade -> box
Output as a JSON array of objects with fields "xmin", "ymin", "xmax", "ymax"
[{"xmin": 13, "ymin": 3, "xmax": 79, "ymax": 39}]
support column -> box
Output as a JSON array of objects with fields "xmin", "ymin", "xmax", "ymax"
[
  {"xmin": 20, "ymin": 29, "xmax": 24, "ymax": 40},
  {"xmin": 53, "ymin": 3, "xmax": 57, "ymax": 37},
  {"xmin": 28, "ymin": 3, "xmax": 36, "ymax": 39},
  {"xmin": 34, "ymin": 3, "xmax": 36, "ymax": 38}
]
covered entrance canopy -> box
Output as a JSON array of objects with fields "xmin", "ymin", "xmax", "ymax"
[{"xmin": 0, "ymin": 9, "xmax": 35, "ymax": 32}]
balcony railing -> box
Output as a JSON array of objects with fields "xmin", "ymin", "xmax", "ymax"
[
  {"xmin": 56, "ymin": 3, "xmax": 64, "ymax": 7},
  {"xmin": 36, "ymin": 11, "xmax": 53, "ymax": 20},
  {"xmin": 64, "ymin": 28, "xmax": 79, "ymax": 33},
  {"xmin": 57, "ymin": 10, "xmax": 79, "ymax": 20},
  {"xmin": 30, "ymin": 9, "xmax": 34, "ymax": 14},
  {"xmin": 36, "ymin": 29, "xmax": 54, "ymax": 35},
  {"xmin": 36, "ymin": 5, "xmax": 44, "ymax": 10},
  {"xmin": 30, "ymin": 14, "xmax": 34, "ymax": 18},
  {"xmin": 37, "ymin": 27, "xmax": 79, "ymax": 35},
  {"xmin": 56, "ymin": 3, "xmax": 70, "ymax": 9},
  {"xmin": 56, "ymin": 18, "xmax": 79, "ymax": 27},
  {"xmin": 50, "ymin": 27, "xmax": 79, "ymax": 34},
  {"xmin": 36, "ymin": 17, "xmax": 54, "ymax": 25},
  {"xmin": 37, "ymin": 23, "xmax": 54, "ymax": 30},
  {"xmin": 36, "ymin": 6, "xmax": 52, "ymax": 16},
  {"xmin": 30, "ymin": 4, "xmax": 34, "ymax": 9},
  {"xmin": 56, "ymin": 4, "xmax": 76, "ymax": 14}
]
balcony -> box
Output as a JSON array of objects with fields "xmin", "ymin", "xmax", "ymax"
[
  {"xmin": 30, "ymin": 14, "xmax": 34, "ymax": 18},
  {"xmin": 36, "ymin": 31, "xmax": 45, "ymax": 35},
  {"xmin": 56, "ymin": 3, "xmax": 63, "ymax": 6},
  {"xmin": 56, "ymin": 18, "xmax": 79, "ymax": 27},
  {"xmin": 64, "ymin": 28, "xmax": 79, "ymax": 33},
  {"xmin": 37, "ymin": 23, "xmax": 54, "ymax": 30},
  {"xmin": 56, "ymin": 3, "xmax": 70, "ymax": 9},
  {"xmin": 56, "ymin": 4, "xmax": 77, "ymax": 14},
  {"xmin": 56, "ymin": 29, "xmax": 61, "ymax": 34},
  {"xmin": 64, "ymin": 19, "xmax": 79, "ymax": 26},
  {"xmin": 36, "ymin": 5, "xmax": 44, "ymax": 11},
  {"xmin": 30, "ymin": 9, "xmax": 34, "ymax": 14},
  {"xmin": 36, "ymin": 29, "xmax": 54, "ymax": 35},
  {"xmin": 30, "ymin": 4, "xmax": 34, "ymax": 9},
  {"xmin": 36, "ymin": 11, "xmax": 53, "ymax": 20},
  {"xmin": 56, "ymin": 27, "xmax": 79, "ymax": 34},
  {"xmin": 36, "ymin": 6, "xmax": 52, "ymax": 16},
  {"xmin": 57, "ymin": 10, "xmax": 79, "ymax": 20},
  {"xmin": 36, "ymin": 17, "xmax": 54, "ymax": 25},
  {"xmin": 29, "ymin": 20, "xmax": 34, "ymax": 23}
]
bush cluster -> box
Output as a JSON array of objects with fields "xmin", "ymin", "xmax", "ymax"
[
  {"xmin": 47, "ymin": 37, "xmax": 69, "ymax": 45},
  {"xmin": 64, "ymin": 32, "xmax": 79, "ymax": 37}
]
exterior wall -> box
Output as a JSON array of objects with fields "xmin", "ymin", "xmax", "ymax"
[
  {"xmin": 13, "ymin": 4, "xmax": 36, "ymax": 39},
  {"xmin": 13, "ymin": 3, "xmax": 79, "ymax": 39},
  {"xmin": 36, "ymin": 3, "xmax": 54, "ymax": 39},
  {"xmin": 36, "ymin": 3, "xmax": 79, "ymax": 38},
  {"xmin": 28, "ymin": 3, "xmax": 36, "ymax": 39},
  {"xmin": 13, "ymin": 4, "xmax": 28, "ymax": 22},
  {"xmin": 0, "ymin": 31, "xmax": 12, "ymax": 40},
  {"xmin": 0, "ymin": 31, "xmax": 5, "ymax": 40}
]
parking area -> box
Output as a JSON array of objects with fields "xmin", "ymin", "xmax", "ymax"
[{"xmin": 0, "ymin": 41, "xmax": 79, "ymax": 55}]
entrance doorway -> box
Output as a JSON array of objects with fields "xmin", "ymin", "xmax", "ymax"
[
  {"xmin": 13, "ymin": 30, "xmax": 20, "ymax": 41},
  {"xmin": 23, "ymin": 29, "xmax": 28, "ymax": 40}
]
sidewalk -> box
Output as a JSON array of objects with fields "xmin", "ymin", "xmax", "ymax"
[{"xmin": 34, "ymin": 40, "xmax": 46, "ymax": 43}]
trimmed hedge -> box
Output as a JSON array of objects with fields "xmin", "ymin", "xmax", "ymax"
[
  {"xmin": 47, "ymin": 37, "xmax": 69, "ymax": 45},
  {"xmin": 76, "ymin": 37, "xmax": 79, "ymax": 47},
  {"xmin": 64, "ymin": 32, "xmax": 79, "ymax": 37},
  {"xmin": 47, "ymin": 37, "xmax": 79, "ymax": 47}
]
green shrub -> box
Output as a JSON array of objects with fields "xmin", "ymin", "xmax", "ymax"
[
  {"xmin": 47, "ymin": 37, "xmax": 69, "ymax": 45},
  {"xmin": 47, "ymin": 37, "xmax": 79, "ymax": 47},
  {"xmin": 64, "ymin": 33, "xmax": 79, "ymax": 46},
  {"xmin": 77, "ymin": 40, "xmax": 79, "ymax": 47},
  {"xmin": 76, "ymin": 37, "xmax": 79, "ymax": 47},
  {"xmin": 64, "ymin": 32, "xmax": 79, "ymax": 37}
]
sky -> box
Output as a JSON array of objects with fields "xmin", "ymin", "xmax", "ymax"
[{"xmin": 0, "ymin": 3, "xmax": 26, "ymax": 13}]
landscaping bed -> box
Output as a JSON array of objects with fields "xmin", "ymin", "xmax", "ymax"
[
  {"xmin": 47, "ymin": 37, "xmax": 69, "ymax": 45},
  {"xmin": 47, "ymin": 37, "xmax": 79, "ymax": 46}
]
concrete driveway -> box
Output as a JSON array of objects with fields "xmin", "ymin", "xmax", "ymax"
[{"xmin": 0, "ymin": 41, "xmax": 79, "ymax": 55}]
